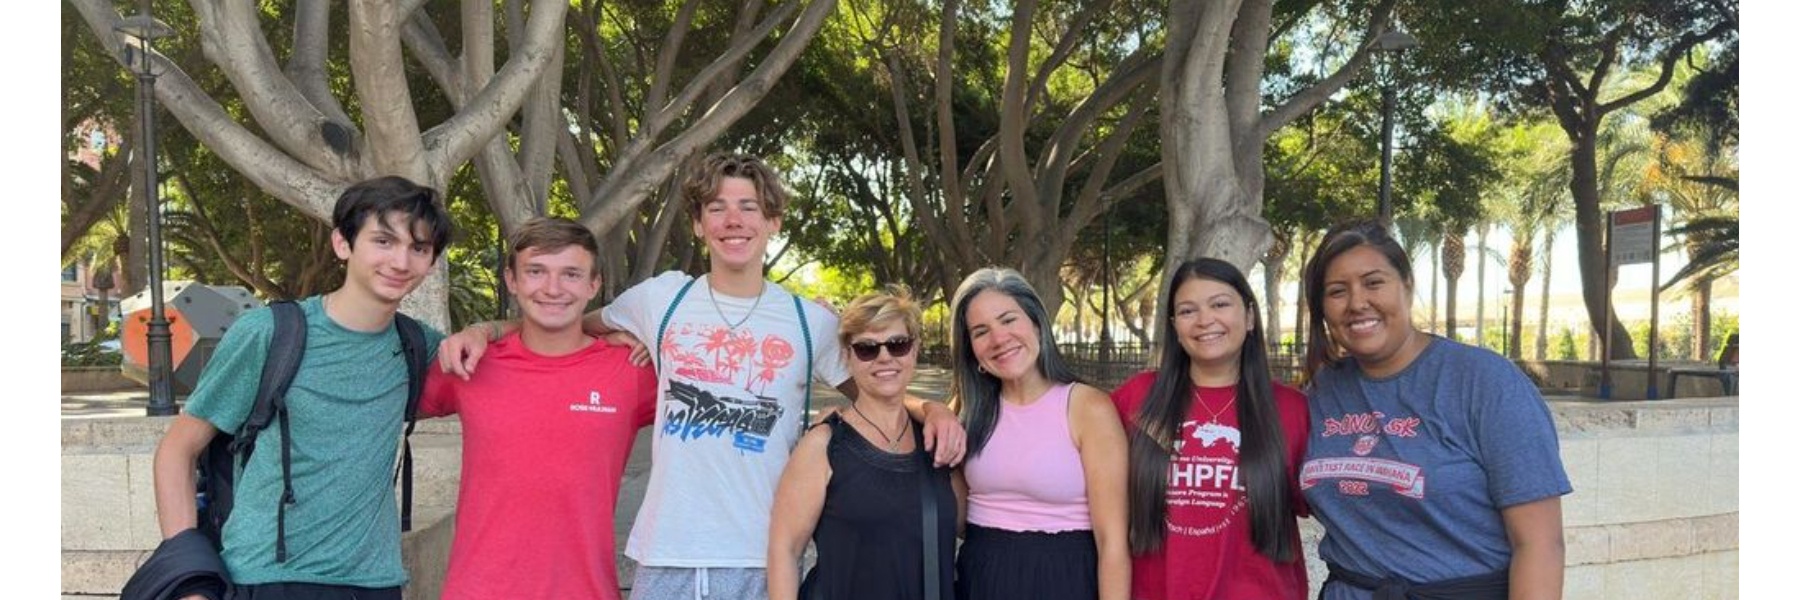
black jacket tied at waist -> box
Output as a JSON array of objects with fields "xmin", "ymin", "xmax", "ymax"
[
  {"xmin": 1324, "ymin": 562, "xmax": 1508, "ymax": 600},
  {"xmin": 120, "ymin": 528, "xmax": 232, "ymax": 600}
]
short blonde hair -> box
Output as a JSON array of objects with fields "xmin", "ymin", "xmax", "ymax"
[{"xmin": 837, "ymin": 285, "xmax": 923, "ymax": 348}]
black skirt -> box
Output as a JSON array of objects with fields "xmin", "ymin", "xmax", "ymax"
[{"xmin": 954, "ymin": 524, "xmax": 1098, "ymax": 600}]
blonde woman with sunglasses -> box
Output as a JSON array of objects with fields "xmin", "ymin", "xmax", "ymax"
[{"xmin": 769, "ymin": 287, "xmax": 959, "ymax": 600}]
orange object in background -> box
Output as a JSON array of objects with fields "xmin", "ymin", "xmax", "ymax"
[
  {"xmin": 118, "ymin": 282, "xmax": 262, "ymax": 396},
  {"xmin": 122, "ymin": 306, "xmax": 195, "ymax": 372}
]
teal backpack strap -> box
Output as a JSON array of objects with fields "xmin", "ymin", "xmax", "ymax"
[
  {"xmin": 793, "ymin": 293, "xmax": 812, "ymax": 433},
  {"xmin": 655, "ymin": 276, "xmax": 700, "ymax": 372}
]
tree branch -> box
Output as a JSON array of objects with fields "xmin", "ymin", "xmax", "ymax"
[
  {"xmin": 1255, "ymin": 0, "xmax": 1397, "ymax": 140},
  {"xmin": 187, "ymin": 0, "xmax": 348, "ymax": 176},
  {"xmin": 646, "ymin": 0, "xmax": 704, "ymax": 112},
  {"xmin": 577, "ymin": 0, "xmax": 836, "ymax": 235},
  {"xmin": 423, "ymin": 0, "xmax": 571, "ymax": 184},
  {"xmin": 1597, "ymin": 21, "xmax": 1733, "ymax": 116},
  {"xmin": 350, "ymin": 0, "xmax": 429, "ymax": 181},
  {"xmin": 286, "ymin": 0, "xmax": 354, "ymax": 127}
]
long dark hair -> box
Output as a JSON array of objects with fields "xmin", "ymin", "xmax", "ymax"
[
  {"xmin": 1300, "ymin": 220, "xmax": 1414, "ymax": 381},
  {"xmin": 948, "ymin": 267, "xmax": 1082, "ymax": 458},
  {"xmin": 1126, "ymin": 258, "xmax": 1297, "ymax": 561}
]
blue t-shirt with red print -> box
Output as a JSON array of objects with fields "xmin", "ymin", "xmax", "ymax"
[{"xmin": 1301, "ymin": 335, "xmax": 1570, "ymax": 599}]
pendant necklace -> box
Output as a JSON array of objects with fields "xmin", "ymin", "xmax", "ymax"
[
  {"xmin": 1194, "ymin": 388, "xmax": 1237, "ymax": 426},
  {"xmin": 850, "ymin": 401, "xmax": 910, "ymax": 452},
  {"xmin": 707, "ymin": 276, "xmax": 765, "ymax": 330}
]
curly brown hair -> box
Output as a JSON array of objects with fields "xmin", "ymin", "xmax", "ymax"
[{"xmin": 681, "ymin": 152, "xmax": 791, "ymax": 222}]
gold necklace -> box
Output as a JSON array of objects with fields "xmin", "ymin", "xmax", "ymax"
[
  {"xmin": 849, "ymin": 401, "xmax": 910, "ymax": 452},
  {"xmin": 1193, "ymin": 388, "xmax": 1236, "ymax": 425}
]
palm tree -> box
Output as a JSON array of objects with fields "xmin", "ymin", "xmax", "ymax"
[
  {"xmin": 1393, "ymin": 216, "xmax": 1440, "ymax": 334},
  {"xmin": 1494, "ymin": 120, "xmax": 1571, "ymax": 359},
  {"xmin": 1640, "ymin": 133, "xmax": 1738, "ymax": 359},
  {"xmin": 1441, "ymin": 224, "xmax": 1467, "ymax": 342}
]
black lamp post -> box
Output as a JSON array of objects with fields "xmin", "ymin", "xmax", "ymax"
[
  {"xmin": 1373, "ymin": 28, "xmax": 1418, "ymax": 225},
  {"xmin": 116, "ymin": 9, "xmax": 176, "ymax": 416}
]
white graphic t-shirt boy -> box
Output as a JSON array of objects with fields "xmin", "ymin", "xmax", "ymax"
[{"xmin": 604, "ymin": 271, "xmax": 849, "ymax": 567}]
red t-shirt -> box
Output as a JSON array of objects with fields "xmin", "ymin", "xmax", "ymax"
[
  {"xmin": 1110, "ymin": 370, "xmax": 1311, "ymax": 600},
  {"xmin": 421, "ymin": 333, "xmax": 657, "ymax": 600}
]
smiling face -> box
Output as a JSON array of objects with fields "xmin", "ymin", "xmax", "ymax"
[
  {"xmin": 692, "ymin": 176, "xmax": 780, "ymax": 276},
  {"xmin": 332, "ymin": 211, "xmax": 436, "ymax": 306},
  {"xmin": 847, "ymin": 319, "xmax": 918, "ymax": 401},
  {"xmin": 1321, "ymin": 244, "xmax": 1422, "ymax": 377},
  {"xmin": 962, "ymin": 289, "xmax": 1044, "ymax": 383},
  {"xmin": 1170, "ymin": 276, "xmax": 1251, "ymax": 380},
  {"xmin": 505, "ymin": 244, "xmax": 601, "ymax": 335}
]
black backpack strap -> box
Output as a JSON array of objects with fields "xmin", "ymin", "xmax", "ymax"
[
  {"xmin": 256, "ymin": 301, "xmax": 308, "ymax": 563},
  {"xmin": 393, "ymin": 313, "xmax": 428, "ymax": 533},
  {"xmin": 232, "ymin": 301, "xmax": 308, "ymax": 456}
]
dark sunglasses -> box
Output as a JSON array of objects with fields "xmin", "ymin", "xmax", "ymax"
[{"xmin": 850, "ymin": 336, "xmax": 915, "ymax": 361}]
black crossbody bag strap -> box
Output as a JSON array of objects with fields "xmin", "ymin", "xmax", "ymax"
[{"xmin": 919, "ymin": 445, "xmax": 941, "ymax": 600}]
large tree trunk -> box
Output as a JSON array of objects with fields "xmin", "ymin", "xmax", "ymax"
[
  {"xmin": 1261, "ymin": 231, "xmax": 1290, "ymax": 353},
  {"xmin": 124, "ymin": 139, "xmax": 148, "ymax": 296},
  {"xmin": 1158, "ymin": 0, "xmax": 1394, "ymax": 355},
  {"xmin": 1567, "ymin": 127, "xmax": 1636, "ymax": 359}
]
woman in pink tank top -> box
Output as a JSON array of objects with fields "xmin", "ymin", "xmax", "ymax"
[{"xmin": 946, "ymin": 267, "xmax": 1130, "ymax": 600}]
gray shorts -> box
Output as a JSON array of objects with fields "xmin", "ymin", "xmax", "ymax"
[{"xmin": 630, "ymin": 566, "xmax": 768, "ymax": 600}]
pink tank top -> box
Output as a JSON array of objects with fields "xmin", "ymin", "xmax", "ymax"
[{"xmin": 963, "ymin": 382, "xmax": 1092, "ymax": 532}]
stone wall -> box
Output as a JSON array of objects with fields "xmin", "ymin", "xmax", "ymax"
[
  {"xmin": 1553, "ymin": 396, "xmax": 1738, "ymax": 597},
  {"xmin": 60, "ymin": 417, "xmax": 468, "ymax": 598},
  {"xmin": 61, "ymin": 368, "xmax": 137, "ymax": 394}
]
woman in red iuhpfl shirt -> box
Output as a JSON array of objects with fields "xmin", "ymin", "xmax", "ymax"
[{"xmin": 1110, "ymin": 258, "xmax": 1311, "ymax": 600}]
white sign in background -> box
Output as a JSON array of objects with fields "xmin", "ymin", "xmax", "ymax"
[{"xmin": 1609, "ymin": 206, "xmax": 1659, "ymax": 266}]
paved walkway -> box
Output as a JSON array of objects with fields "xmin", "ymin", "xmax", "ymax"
[{"xmin": 61, "ymin": 389, "xmax": 151, "ymax": 419}]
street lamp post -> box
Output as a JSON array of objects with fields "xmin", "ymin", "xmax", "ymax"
[
  {"xmin": 1373, "ymin": 28, "xmax": 1418, "ymax": 225},
  {"xmin": 116, "ymin": 9, "xmax": 176, "ymax": 416}
]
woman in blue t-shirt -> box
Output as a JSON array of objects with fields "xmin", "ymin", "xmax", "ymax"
[{"xmin": 1297, "ymin": 220, "xmax": 1571, "ymax": 599}]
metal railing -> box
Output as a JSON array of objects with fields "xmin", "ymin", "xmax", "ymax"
[{"xmin": 917, "ymin": 341, "xmax": 1310, "ymax": 391}]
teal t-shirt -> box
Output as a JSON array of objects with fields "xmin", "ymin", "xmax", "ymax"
[{"xmin": 184, "ymin": 295, "xmax": 443, "ymax": 587}]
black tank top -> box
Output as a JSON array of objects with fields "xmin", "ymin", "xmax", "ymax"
[{"xmin": 798, "ymin": 412, "xmax": 957, "ymax": 600}]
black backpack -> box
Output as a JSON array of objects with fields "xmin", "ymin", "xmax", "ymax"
[{"xmin": 194, "ymin": 300, "xmax": 429, "ymax": 562}]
